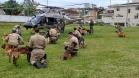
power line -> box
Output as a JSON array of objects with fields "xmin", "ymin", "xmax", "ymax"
[{"xmin": 65, "ymin": 3, "xmax": 87, "ymax": 6}]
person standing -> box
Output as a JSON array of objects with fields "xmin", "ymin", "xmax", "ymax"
[{"xmin": 89, "ymin": 19, "xmax": 94, "ymax": 34}]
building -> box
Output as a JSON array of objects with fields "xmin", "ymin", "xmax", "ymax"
[
  {"xmin": 80, "ymin": 8, "xmax": 97, "ymax": 23},
  {"xmin": 0, "ymin": 4, "xmax": 5, "ymax": 15},
  {"xmin": 101, "ymin": 0, "xmax": 139, "ymax": 26},
  {"xmin": 64, "ymin": 8, "xmax": 80, "ymax": 20},
  {"xmin": 80, "ymin": 3, "xmax": 97, "ymax": 23}
]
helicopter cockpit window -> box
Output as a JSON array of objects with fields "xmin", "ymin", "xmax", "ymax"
[{"xmin": 31, "ymin": 16, "xmax": 42, "ymax": 25}]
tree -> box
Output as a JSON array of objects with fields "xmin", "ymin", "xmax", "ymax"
[
  {"xmin": 23, "ymin": 0, "xmax": 36, "ymax": 16},
  {"xmin": 3, "ymin": 0, "xmax": 22, "ymax": 15}
]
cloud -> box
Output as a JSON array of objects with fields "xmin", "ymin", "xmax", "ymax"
[
  {"xmin": 63, "ymin": 0, "xmax": 84, "ymax": 3},
  {"xmin": 0, "ymin": 0, "xmax": 129, "ymax": 8}
]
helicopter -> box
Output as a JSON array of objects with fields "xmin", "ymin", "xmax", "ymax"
[{"xmin": 23, "ymin": 7, "xmax": 65, "ymax": 33}]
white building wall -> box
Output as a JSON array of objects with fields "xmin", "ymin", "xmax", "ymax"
[
  {"xmin": 102, "ymin": 5, "xmax": 139, "ymax": 26},
  {"xmin": 129, "ymin": 6, "xmax": 139, "ymax": 26},
  {"xmin": 102, "ymin": 16, "xmax": 113, "ymax": 24},
  {"xmin": 113, "ymin": 6, "xmax": 139, "ymax": 26},
  {"xmin": 0, "ymin": 15, "xmax": 31, "ymax": 22},
  {"xmin": 113, "ymin": 7, "xmax": 127, "ymax": 24},
  {"xmin": 101, "ymin": 8, "xmax": 115, "ymax": 25},
  {"xmin": 132, "ymin": 0, "xmax": 139, "ymax": 2}
]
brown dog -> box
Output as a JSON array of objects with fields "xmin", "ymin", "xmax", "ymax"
[
  {"xmin": 63, "ymin": 42, "xmax": 79, "ymax": 60},
  {"xmin": 2, "ymin": 44, "xmax": 30, "ymax": 65},
  {"xmin": 117, "ymin": 32, "xmax": 125, "ymax": 37}
]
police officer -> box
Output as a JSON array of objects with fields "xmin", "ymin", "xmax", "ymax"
[
  {"xmin": 73, "ymin": 27, "xmax": 82, "ymax": 38},
  {"xmin": 14, "ymin": 25, "xmax": 22, "ymax": 36},
  {"xmin": 28, "ymin": 28, "xmax": 47, "ymax": 69},
  {"xmin": 73, "ymin": 27, "xmax": 82, "ymax": 46},
  {"xmin": 67, "ymin": 32, "xmax": 79, "ymax": 56},
  {"xmin": 116, "ymin": 25, "xmax": 123, "ymax": 33},
  {"xmin": 89, "ymin": 19, "xmax": 94, "ymax": 34},
  {"xmin": 6, "ymin": 28, "xmax": 24, "ymax": 48},
  {"xmin": 49, "ymin": 27, "xmax": 58, "ymax": 44}
]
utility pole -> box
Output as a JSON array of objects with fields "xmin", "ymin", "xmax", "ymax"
[
  {"xmin": 125, "ymin": 0, "xmax": 130, "ymax": 27},
  {"xmin": 110, "ymin": 0, "xmax": 112, "ymax": 6},
  {"xmin": 47, "ymin": 0, "xmax": 48, "ymax": 7}
]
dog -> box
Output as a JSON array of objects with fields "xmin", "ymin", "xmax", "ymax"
[
  {"xmin": 63, "ymin": 50, "xmax": 72, "ymax": 60},
  {"xmin": 2, "ymin": 44, "xmax": 30, "ymax": 65},
  {"xmin": 1, "ymin": 33, "xmax": 11, "ymax": 56},
  {"xmin": 63, "ymin": 42, "xmax": 79, "ymax": 60},
  {"xmin": 117, "ymin": 32, "xmax": 125, "ymax": 38}
]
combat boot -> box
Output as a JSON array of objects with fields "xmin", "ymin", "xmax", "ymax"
[{"xmin": 33, "ymin": 62, "xmax": 42, "ymax": 69}]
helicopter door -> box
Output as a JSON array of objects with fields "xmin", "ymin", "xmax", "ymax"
[{"xmin": 47, "ymin": 18, "xmax": 58, "ymax": 26}]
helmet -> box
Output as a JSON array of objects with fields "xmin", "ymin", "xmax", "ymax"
[
  {"xmin": 12, "ymin": 28, "xmax": 17, "ymax": 33},
  {"xmin": 14, "ymin": 25, "xmax": 20, "ymax": 28}
]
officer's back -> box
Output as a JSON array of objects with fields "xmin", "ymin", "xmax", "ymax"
[
  {"xmin": 29, "ymin": 29, "xmax": 46, "ymax": 49},
  {"xmin": 49, "ymin": 28, "xmax": 58, "ymax": 37}
]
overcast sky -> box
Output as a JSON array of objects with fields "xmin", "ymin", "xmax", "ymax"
[{"xmin": 0, "ymin": 0, "xmax": 130, "ymax": 8}]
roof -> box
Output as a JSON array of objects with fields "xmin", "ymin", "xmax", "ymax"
[
  {"xmin": 37, "ymin": 5, "xmax": 64, "ymax": 9},
  {"xmin": 38, "ymin": 12, "xmax": 63, "ymax": 18},
  {"xmin": 109, "ymin": 2, "xmax": 139, "ymax": 8}
]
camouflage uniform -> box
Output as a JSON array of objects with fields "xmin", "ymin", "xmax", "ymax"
[
  {"xmin": 116, "ymin": 25, "xmax": 123, "ymax": 32},
  {"xmin": 5, "ymin": 32, "xmax": 23, "ymax": 61},
  {"xmin": 6, "ymin": 33, "xmax": 23, "ymax": 47},
  {"xmin": 49, "ymin": 28, "xmax": 58, "ymax": 43},
  {"xmin": 16, "ymin": 28, "xmax": 22, "ymax": 36},
  {"xmin": 64, "ymin": 36, "xmax": 79, "ymax": 57},
  {"xmin": 82, "ymin": 29, "xmax": 88, "ymax": 35},
  {"xmin": 73, "ymin": 30, "xmax": 82, "ymax": 38},
  {"xmin": 70, "ymin": 36, "xmax": 79, "ymax": 50},
  {"xmin": 28, "ymin": 33, "xmax": 47, "ymax": 65},
  {"xmin": 73, "ymin": 29, "xmax": 83, "ymax": 46},
  {"xmin": 14, "ymin": 25, "xmax": 22, "ymax": 36}
]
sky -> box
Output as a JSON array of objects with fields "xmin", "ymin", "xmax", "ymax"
[{"xmin": 0, "ymin": 0, "xmax": 130, "ymax": 8}]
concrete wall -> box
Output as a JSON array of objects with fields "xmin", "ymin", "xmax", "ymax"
[
  {"xmin": 0, "ymin": 15, "xmax": 31, "ymax": 23},
  {"xmin": 0, "ymin": 9, "xmax": 5, "ymax": 15}
]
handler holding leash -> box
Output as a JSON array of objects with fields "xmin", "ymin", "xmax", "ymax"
[{"xmin": 28, "ymin": 28, "xmax": 47, "ymax": 69}]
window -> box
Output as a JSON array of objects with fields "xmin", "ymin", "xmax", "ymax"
[
  {"xmin": 135, "ymin": 13, "xmax": 139, "ymax": 19},
  {"xmin": 136, "ymin": 6, "xmax": 139, "ymax": 10},
  {"xmin": 116, "ymin": 14, "xmax": 123, "ymax": 17},
  {"xmin": 31, "ymin": 16, "xmax": 42, "ymax": 24},
  {"xmin": 116, "ymin": 8, "xmax": 120, "ymax": 11},
  {"xmin": 128, "ymin": 9, "xmax": 131, "ymax": 13},
  {"xmin": 107, "ymin": 10, "xmax": 114, "ymax": 13}
]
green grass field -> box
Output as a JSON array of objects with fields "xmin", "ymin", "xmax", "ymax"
[{"xmin": 0, "ymin": 23, "xmax": 139, "ymax": 78}]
